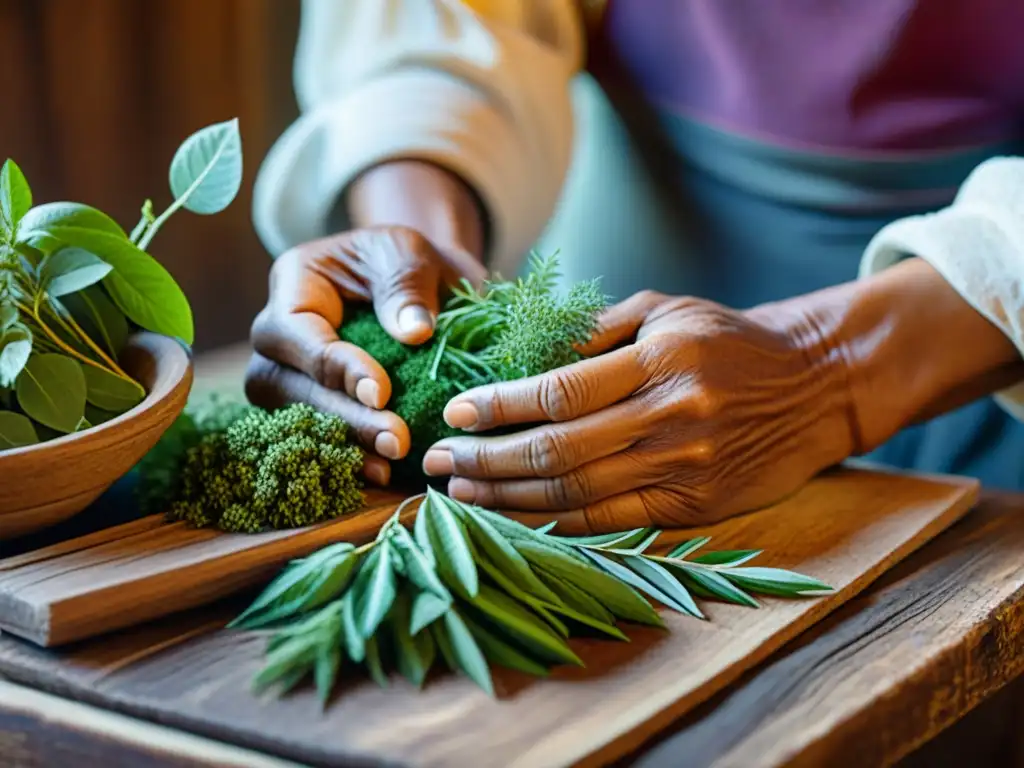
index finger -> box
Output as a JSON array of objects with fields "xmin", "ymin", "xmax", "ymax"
[
  {"xmin": 442, "ymin": 346, "xmax": 646, "ymax": 432},
  {"xmin": 252, "ymin": 247, "xmax": 391, "ymax": 409}
]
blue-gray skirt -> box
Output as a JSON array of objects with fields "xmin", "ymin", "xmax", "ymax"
[{"xmin": 535, "ymin": 76, "xmax": 1024, "ymax": 491}]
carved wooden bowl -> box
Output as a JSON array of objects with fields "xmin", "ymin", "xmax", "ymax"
[{"xmin": 0, "ymin": 333, "xmax": 192, "ymax": 539}]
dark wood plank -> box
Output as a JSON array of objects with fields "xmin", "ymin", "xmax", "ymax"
[
  {"xmin": 631, "ymin": 491, "xmax": 1024, "ymax": 768},
  {"xmin": 0, "ymin": 469, "xmax": 977, "ymax": 768}
]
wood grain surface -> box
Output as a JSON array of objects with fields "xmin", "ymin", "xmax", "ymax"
[
  {"xmin": 0, "ymin": 467, "xmax": 978, "ymax": 768},
  {"xmin": 0, "ymin": 489, "xmax": 405, "ymax": 646}
]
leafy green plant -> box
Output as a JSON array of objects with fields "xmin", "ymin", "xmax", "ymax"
[
  {"xmin": 0, "ymin": 118, "xmax": 242, "ymax": 450},
  {"xmin": 237, "ymin": 488, "xmax": 832, "ymax": 703},
  {"xmin": 339, "ymin": 252, "xmax": 608, "ymax": 485}
]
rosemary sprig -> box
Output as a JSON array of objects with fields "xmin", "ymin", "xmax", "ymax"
[{"xmin": 235, "ymin": 490, "xmax": 833, "ymax": 704}]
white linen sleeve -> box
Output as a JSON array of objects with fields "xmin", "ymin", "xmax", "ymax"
[
  {"xmin": 860, "ymin": 156, "xmax": 1024, "ymax": 420},
  {"xmin": 252, "ymin": 0, "xmax": 584, "ymax": 277}
]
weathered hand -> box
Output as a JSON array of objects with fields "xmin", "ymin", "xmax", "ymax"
[
  {"xmin": 245, "ymin": 226, "xmax": 486, "ymax": 484},
  {"xmin": 422, "ymin": 291, "xmax": 856, "ymax": 533}
]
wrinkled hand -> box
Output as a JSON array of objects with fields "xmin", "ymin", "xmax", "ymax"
[
  {"xmin": 422, "ymin": 291, "xmax": 856, "ymax": 533},
  {"xmin": 245, "ymin": 226, "xmax": 486, "ymax": 485}
]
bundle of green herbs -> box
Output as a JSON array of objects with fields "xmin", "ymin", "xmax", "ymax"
[
  {"xmin": 0, "ymin": 119, "xmax": 242, "ymax": 450},
  {"xmin": 339, "ymin": 252, "xmax": 608, "ymax": 485},
  {"xmin": 237, "ymin": 488, "xmax": 832, "ymax": 703}
]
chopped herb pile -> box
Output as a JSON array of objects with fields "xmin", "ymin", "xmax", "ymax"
[
  {"xmin": 339, "ymin": 252, "xmax": 608, "ymax": 485},
  {"xmin": 237, "ymin": 488, "xmax": 833, "ymax": 703}
]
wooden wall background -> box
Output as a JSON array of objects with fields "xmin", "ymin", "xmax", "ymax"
[{"xmin": 0, "ymin": 0, "xmax": 301, "ymax": 351}]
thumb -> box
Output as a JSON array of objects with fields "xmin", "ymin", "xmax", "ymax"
[{"xmin": 368, "ymin": 232, "xmax": 444, "ymax": 346}]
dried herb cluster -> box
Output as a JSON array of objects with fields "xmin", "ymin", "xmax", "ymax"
[{"xmin": 236, "ymin": 488, "xmax": 832, "ymax": 703}]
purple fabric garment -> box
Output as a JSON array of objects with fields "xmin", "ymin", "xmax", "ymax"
[{"xmin": 589, "ymin": 0, "xmax": 1024, "ymax": 153}]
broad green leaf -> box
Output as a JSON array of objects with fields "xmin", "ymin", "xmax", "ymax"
[
  {"xmin": 413, "ymin": 501, "xmax": 436, "ymax": 567},
  {"xmin": 84, "ymin": 403, "xmax": 119, "ymax": 426},
  {"xmin": 467, "ymin": 583, "xmax": 582, "ymax": 667},
  {"xmin": 423, "ymin": 489, "xmax": 478, "ymax": 597},
  {"xmin": 0, "ymin": 302, "xmax": 16, "ymax": 331},
  {"xmin": 721, "ymin": 567, "xmax": 834, "ymax": 597},
  {"xmin": 410, "ymin": 591, "xmax": 450, "ymax": 636},
  {"xmin": 474, "ymin": 556, "xmax": 569, "ymax": 635},
  {"xmin": 0, "ymin": 325, "xmax": 32, "ymax": 388},
  {"xmin": 15, "ymin": 353, "xmax": 85, "ymax": 433},
  {"xmin": 462, "ymin": 613, "xmax": 550, "ymax": 677},
  {"xmin": 42, "ymin": 247, "xmax": 112, "ymax": 297},
  {"xmin": 341, "ymin": 592, "xmax": 366, "ymax": 663},
  {"xmin": 59, "ymin": 286, "xmax": 129, "ymax": 358},
  {"xmin": 18, "ymin": 202, "xmax": 127, "ymax": 241},
  {"xmin": 667, "ymin": 537, "xmax": 712, "ymax": 560},
  {"xmin": 690, "ymin": 550, "xmax": 763, "ymax": 567},
  {"xmin": 390, "ymin": 591, "xmax": 431, "ymax": 688},
  {"xmin": 357, "ymin": 540, "xmax": 398, "ymax": 638},
  {"xmin": 441, "ymin": 609, "xmax": 494, "ymax": 696},
  {"xmin": 622, "ymin": 556, "xmax": 704, "ymax": 619},
  {"xmin": 580, "ymin": 549, "xmax": 687, "ymax": 619},
  {"xmin": 24, "ymin": 227, "xmax": 192, "ymax": 343},
  {"xmin": 0, "ymin": 159, "xmax": 31, "ymax": 234},
  {"xmin": 364, "ymin": 635, "xmax": 389, "ymax": 688},
  {"xmin": 516, "ymin": 540, "xmax": 662, "ymax": 627},
  {"xmin": 669, "ymin": 563, "xmax": 760, "ymax": 608},
  {"xmin": 82, "ymin": 366, "xmax": 146, "ymax": 413},
  {"xmin": 169, "ymin": 118, "xmax": 243, "ymax": 215},
  {"xmin": 391, "ymin": 525, "xmax": 450, "ymax": 600},
  {"xmin": 0, "ymin": 410, "xmax": 38, "ymax": 449},
  {"xmin": 478, "ymin": 508, "xmax": 587, "ymax": 562}
]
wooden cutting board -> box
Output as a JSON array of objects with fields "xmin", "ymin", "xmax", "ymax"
[{"xmin": 0, "ymin": 466, "xmax": 978, "ymax": 768}]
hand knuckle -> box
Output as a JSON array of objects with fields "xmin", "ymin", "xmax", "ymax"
[
  {"xmin": 528, "ymin": 431, "xmax": 574, "ymax": 477},
  {"xmin": 538, "ymin": 371, "xmax": 588, "ymax": 422},
  {"xmin": 547, "ymin": 469, "xmax": 591, "ymax": 509}
]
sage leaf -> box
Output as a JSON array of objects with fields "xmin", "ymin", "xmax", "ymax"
[
  {"xmin": 720, "ymin": 567, "xmax": 834, "ymax": 597},
  {"xmin": 253, "ymin": 634, "xmax": 318, "ymax": 694},
  {"xmin": 431, "ymin": 619, "xmax": 458, "ymax": 672},
  {"xmin": 33, "ymin": 228, "xmax": 192, "ymax": 343},
  {"xmin": 441, "ymin": 609, "xmax": 494, "ymax": 696},
  {"xmin": 477, "ymin": 509, "xmax": 587, "ymax": 562},
  {"xmin": 462, "ymin": 613, "xmax": 550, "ymax": 677},
  {"xmin": 391, "ymin": 591, "xmax": 431, "ymax": 688},
  {"xmin": 579, "ymin": 549, "xmax": 688, "ymax": 619},
  {"xmin": 474, "ymin": 556, "xmax": 570, "ymax": 637},
  {"xmin": 670, "ymin": 563, "xmax": 760, "ymax": 608},
  {"xmin": 314, "ymin": 645, "xmax": 342, "ymax": 707},
  {"xmin": 690, "ymin": 550, "xmax": 763, "ymax": 567},
  {"xmin": 0, "ymin": 325, "xmax": 32, "ymax": 387},
  {"xmin": 566, "ymin": 528, "xmax": 651, "ymax": 549},
  {"xmin": 423, "ymin": 489, "xmax": 478, "ymax": 597},
  {"xmin": 410, "ymin": 591, "xmax": 450, "ymax": 636},
  {"xmin": 357, "ymin": 540, "xmax": 398, "ymax": 638},
  {"xmin": 602, "ymin": 530, "xmax": 662, "ymax": 556},
  {"xmin": 15, "ymin": 353, "xmax": 86, "ymax": 433},
  {"xmin": 341, "ymin": 592, "xmax": 366, "ymax": 663},
  {"xmin": 622, "ymin": 556, "xmax": 704, "ymax": 619},
  {"xmin": 667, "ymin": 537, "xmax": 711, "ymax": 560},
  {"xmin": 391, "ymin": 525, "xmax": 450, "ymax": 600},
  {"xmin": 0, "ymin": 159, "xmax": 31, "ymax": 234},
  {"xmin": 82, "ymin": 365, "xmax": 146, "ymax": 412},
  {"xmin": 169, "ymin": 118, "xmax": 243, "ymax": 215},
  {"xmin": 59, "ymin": 286, "xmax": 130, "ymax": 359},
  {"xmin": 41, "ymin": 247, "xmax": 112, "ymax": 297},
  {"xmin": 364, "ymin": 635, "xmax": 389, "ymax": 687},
  {"xmin": 18, "ymin": 202, "xmax": 127, "ymax": 241},
  {"xmin": 467, "ymin": 583, "xmax": 582, "ymax": 667},
  {"xmin": 0, "ymin": 410, "xmax": 38, "ymax": 449},
  {"xmin": 515, "ymin": 540, "xmax": 662, "ymax": 627},
  {"xmin": 413, "ymin": 499, "xmax": 436, "ymax": 567},
  {"xmin": 532, "ymin": 567, "xmax": 617, "ymax": 625}
]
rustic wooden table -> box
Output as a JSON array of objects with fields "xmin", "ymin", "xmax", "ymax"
[{"xmin": 2, "ymin": 345, "xmax": 1023, "ymax": 767}]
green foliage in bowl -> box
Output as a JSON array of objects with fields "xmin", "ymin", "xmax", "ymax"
[{"xmin": 0, "ymin": 118, "xmax": 243, "ymax": 450}]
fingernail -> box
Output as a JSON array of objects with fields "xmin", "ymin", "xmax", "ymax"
[
  {"xmin": 398, "ymin": 305, "xmax": 434, "ymax": 336},
  {"xmin": 355, "ymin": 378, "xmax": 381, "ymax": 408},
  {"xmin": 422, "ymin": 449, "xmax": 454, "ymax": 476},
  {"xmin": 445, "ymin": 402, "xmax": 478, "ymax": 430},
  {"xmin": 374, "ymin": 432, "xmax": 401, "ymax": 460},
  {"xmin": 448, "ymin": 477, "xmax": 476, "ymax": 503}
]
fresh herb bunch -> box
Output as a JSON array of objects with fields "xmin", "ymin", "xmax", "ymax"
[
  {"xmin": 237, "ymin": 488, "xmax": 832, "ymax": 703},
  {"xmin": 339, "ymin": 252, "xmax": 608, "ymax": 485},
  {"xmin": 0, "ymin": 119, "xmax": 242, "ymax": 451},
  {"xmin": 137, "ymin": 401, "xmax": 366, "ymax": 532}
]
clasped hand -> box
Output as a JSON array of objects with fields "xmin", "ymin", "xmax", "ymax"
[{"xmin": 246, "ymin": 228, "xmax": 855, "ymax": 533}]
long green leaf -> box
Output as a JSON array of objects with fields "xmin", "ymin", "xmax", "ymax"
[
  {"xmin": 357, "ymin": 540, "xmax": 398, "ymax": 638},
  {"xmin": 462, "ymin": 613, "xmax": 550, "ymax": 677},
  {"xmin": 0, "ymin": 159, "xmax": 31, "ymax": 235},
  {"xmin": 581, "ymin": 549, "xmax": 689, "ymax": 618},
  {"xmin": 314, "ymin": 645, "xmax": 341, "ymax": 707},
  {"xmin": 391, "ymin": 525, "xmax": 450, "ymax": 600},
  {"xmin": 474, "ymin": 556, "xmax": 569, "ymax": 638},
  {"xmin": 410, "ymin": 591, "xmax": 452, "ymax": 636},
  {"xmin": 341, "ymin": 592, "xmax": 366, "ymax": 663},
  {"xmin": 690, "ymin": 550, "xmax": 763, "ymax": 567},
  {"xmin": 364, "ymin": 635, "xmax": 389, "ymax": 688},
  {"xmin": 670, "ymin": 563, "xmax": 760, "ymax": 608},
  {"xmin": 720, "ymin": 567, "xmax": 834, "ymax": 597},
  {"xmin": 622, "ymin": 556, "xmax": 704, "ymax": 619},
  {"xmin": 41, "ymin": 247, "xmax": 112, "ymax": 297},
  {"xmin": 532, "ymin": 567, "xmax": 617, "ymax": 625},
  {"xmin": 423, "ymin": 489, "xmax": 478, "ymax": 597},
  {"xmin": 467, "ymin": 584, "xmax": 582, "ymax": 666},
  {"xmin": 59, "ymin": 286, "xmax": 129, "ymax": 359},
  {"xmin": 516, "ymin": 540, "xmax": 662, "ymax": 627},
  {"xmin": 667, "ymin": 537, "xmax": 711, "ymax": 560},
  {"xmin": 15, "ymin": 353, "xmax": 86, "ymax": 433},
  {"xmin": 441, "ymin": 609, "xmax": 494, "ymax": 696}
]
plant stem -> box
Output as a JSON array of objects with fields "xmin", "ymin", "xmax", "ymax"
[
  {"xmin": 49, "ymin": 297, "xmax": 132, "ymax": 380},
  {"xmin": 16, "ymin": 299, "xmax": 122, "ymax": 377},
  {"xmin": 137, "ymin": 197, "xmax": 183, "ymax": 251},
  {"xmin": 130, "ymin": 199, "xmax": 156, "ymax": 245}
]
